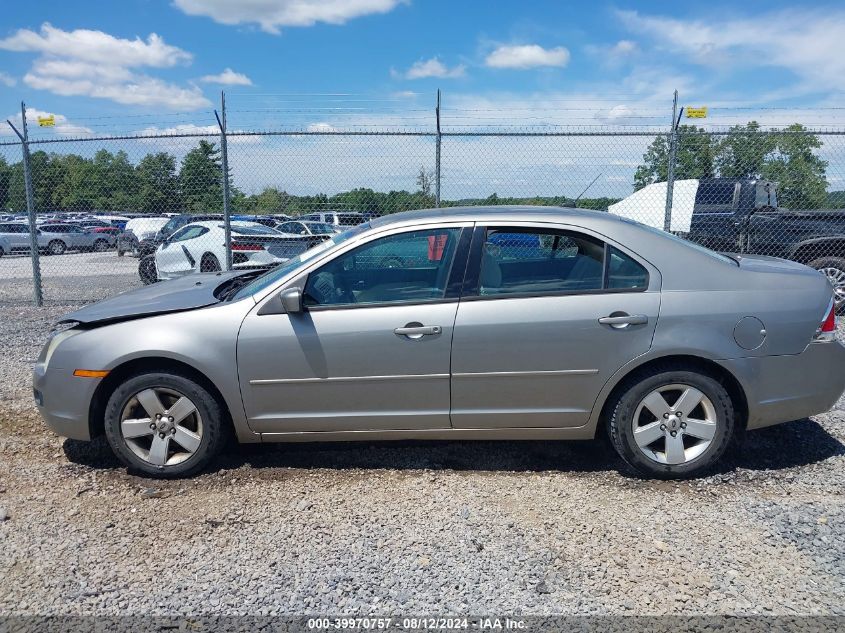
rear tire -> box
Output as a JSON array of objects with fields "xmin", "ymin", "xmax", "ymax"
[
  {"xmin": 48, "ymin": 240, "xmax": 66, "ymax": 255},
  {"xmin": 94, "ymin": 239, "xmax": 109, "ymax": 252},
  {"xmin": 808, "ymin": 256, "xmax": 845, "ymax": 314},
  {"xmin": 200, "ymin": 253, "xmax": 221, "ymax": 273},
  {"xmin": 104, "ymin": 372, "xmax": 226, "ymax": 478},
  {"xmin": 607, "ymin": 366, "xmax": 735, "ymax": 479}
]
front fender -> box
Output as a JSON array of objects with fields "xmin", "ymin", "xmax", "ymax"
[{"xmin": 47, "ymin": 300, "xmax": 257, "ymax": 443}]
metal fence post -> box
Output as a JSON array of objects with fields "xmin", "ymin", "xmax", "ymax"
[
  {"xmin": 435, "ymin": 89, "xmax": 441, "ymax": 208},
  {"xmin": 215, "ymin": 91, "xmax": 233, "ymax": 271},
  {"xmin": 663, "ymin": 90, "xmax": 679, "ymax": 232},
  {"xmin": 6, "ymin": 102, "xmax": 43, "ymax": 306}
]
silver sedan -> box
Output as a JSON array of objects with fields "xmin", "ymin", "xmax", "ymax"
[{"xmin": 33, "ymin": 207, "xmax": 845, "ymax": 479}]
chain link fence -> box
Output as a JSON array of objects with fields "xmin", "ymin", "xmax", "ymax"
[{"xmin": 2, "ymin": 101, "xmax": 845, "ymax": 313}]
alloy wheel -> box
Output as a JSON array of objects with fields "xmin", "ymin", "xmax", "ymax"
[
  {"xmin": 819, "ymin": 266, "xmax": 845, "ymax": 308},
  {"xmin": 119, "ymin": 387, "xmax": 203, "ymax": 467},
  {"xmin": 632, "ymin": 383, "xmax": 718, "ymax": 465}
]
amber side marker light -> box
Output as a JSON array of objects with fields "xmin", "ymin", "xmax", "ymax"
[{"xmin": 73, "ymin": 369, "xmax": 110, "ymax": 378}]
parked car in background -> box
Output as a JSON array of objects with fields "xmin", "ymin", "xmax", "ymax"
[
  {"xmin": 39, "ymin": 223, "xmax": 102, "ymax": 254},
  {"xmin": 91, "ymin": 227, "xmax": 119, "ymax": 250},
  {"xmin": 609, "ymin": 178, "xmax": 845, "ymax": 311},
  {"xmin": 78, "ymin": 219, "xmax": 112, "ymax": 230},
  {"xmin": 154, "ymin": 214, "xmax": 223, "ymax": 244},
  {"xmin": 150, "ymin": 221, "xmax": 324, "ymax": 282},
  {"xmin": 118, "ymin": 216, "xmax": 169, "ymax": 257},
  {"xmin": 0, "ymin": 222, "xmax": 49, "ymax": 253},
  {"xmin": 299, "ymin": 211, "xmax": 370, "ymax": 228},
  {"xmin": 275, "ymin": 220, "xmax": 340, "ymax": 237},
  {"xmin": 34, "ymin": 206, "xmax": 845, "ymax": 479},
  {"xmin": 0, "ymin": 234, "xmax": 10, "ymax": 257}
]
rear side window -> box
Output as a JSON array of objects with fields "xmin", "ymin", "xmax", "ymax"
[
  {"xmin": 480, "ymin": 228, "xmax": 605, "ymax": 295},
  {"xmin": 477, "ymin": 227, "xmax": 649, "ymax": 297},
  {"xmin": 605, "ymin": 246, "xmax": 649, "ymax": 290}
]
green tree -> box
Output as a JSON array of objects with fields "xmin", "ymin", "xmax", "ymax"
[
  {"xmin": 92, "ymin": 149, "xmax": 138, "ymax": 210},
  {"xmin": 714, "ymin": 121, "xmax": 776, "ymax": 179},
  {"xmin": 180, "ymin": 140, "xmax": 222, "ymax": 212},
  {"xmin": 137, "ymin": 152, "xmax": 181, "ymax": 213},
  {"xmin": 0, "ymin": 157, "xmax": 11, "ymax": 211},
  {"xmin": 633, "ymin": 125, "xmax": 716, "ymax": 190},
  {"xmin": 761, "ymin": 124, "xmax": 828, "ymax": 208}
]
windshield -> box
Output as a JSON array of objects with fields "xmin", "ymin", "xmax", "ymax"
[
  {"xmin": 231, "ymin": 223, "xmax": 371, "ymax": 300},
  {"xmin": 160, "ymin": 216, "xmax": 184, "ymax": 235}
]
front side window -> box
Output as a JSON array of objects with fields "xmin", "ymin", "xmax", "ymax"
[
  {"xmin": 479, "ymin": 228, "xmax": 605, "ymax": 296},
  {"xmin": 304, "ymin": 227, "xmax": 462, "ymax": 307}
]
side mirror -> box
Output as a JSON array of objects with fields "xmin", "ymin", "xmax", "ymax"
[{"xmin": 280, "ymin": 287, "xmax": 303, "ymax": 314}]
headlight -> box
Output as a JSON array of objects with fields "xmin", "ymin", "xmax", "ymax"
[
  {"xmin": 39, "ymin": 326, "xmax": 82, "ymax": 367},
  {"xmin": 49, "ymin": 320, "xmax": 80, "ymax": 336}
]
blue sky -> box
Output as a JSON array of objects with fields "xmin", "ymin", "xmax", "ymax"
[
  {"xmin": 1, "ymin": 0, "xmax": 844, "ymax": 198},
  {"xmin": 2, "ymin": 0, "xmax": 844, "ymax": 133}
]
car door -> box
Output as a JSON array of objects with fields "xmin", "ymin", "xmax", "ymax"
[
  {"xmin": 155, "ymin": 225, "xmax": 209, "ymax": 275},
  {"xmin": 237, "ymin": 223, "xmax": 472, "ymax": 433},
  {"xmin": 450, "ymin": 223, "xmax": 661, "ymax": 429}
]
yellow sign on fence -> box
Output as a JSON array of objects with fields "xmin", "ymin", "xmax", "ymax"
[
  {"xmin": 686, "ymin": 107, "xmax": 708, "ymax": 119},
  {"xmin": 37, "ymin": 114, "xmax": 55, "ymax": 127}
]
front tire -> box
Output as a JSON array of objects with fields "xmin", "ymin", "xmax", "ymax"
[
  {"xmin": 808, "ymin": 256, "xmax": 845, "ymax": 313},
  {"xmin": 94, "ymin": 239, "xmax": 109, "ymax": 252},
  {"xmin": 200, "ymin": 253, "xmax": 221, "ymax": 273},
  {"xmin": 139, "ymin": 255, "xmax": 158, "ymax": 284},
  {"xmin": 607, "ymin": 367, "xmax": 735, "ymax": 479},
  {"xmin": 48, "ymin": 240, "xmax": 66, "ymax": 255},
  {"xmin": 104, "ymin": 372, "xmax": 226, "ymax": 478}
]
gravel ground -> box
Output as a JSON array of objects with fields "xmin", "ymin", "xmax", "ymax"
[{"xmin": 0, "ymin": 285, "xmax": 844, "ymax": 617}]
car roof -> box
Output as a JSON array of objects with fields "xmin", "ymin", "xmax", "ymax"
[
  {"xmin": 182, "ymin": 220, "xmax": 263, "ymax": 229},
  {"xmin": 368, "ymin": 205, "xmax": 618, "ymax": 229}
]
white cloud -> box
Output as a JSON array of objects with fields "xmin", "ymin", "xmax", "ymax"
[
  {"xmin": 200, "ymin": 68, "xmax": 253, "ymax": 86},
  {"xmin": 137, "ymin": 123, "xmax": 261, "ymax": 144},
  {"xmin": 617, "ymin": 8, "xmax": 845, "ymax": 92},
  {"xmin": 0, "ymin": 23, "xmax": 191, "ymax": 67},
  {"xmin": 610, "ymin": 40, "xmax": 638, "ymax": 56},
  {"xmin": 397, "ymin": 57, "xmax": 466, "ymax": 80},
  {"xmin": 24, "ymin": 68, "xmax": 210, "ymax": 109},
  {"xmin": 0, "ymin": 23, "xmax": 209, "ymax": 110},
  {"xmin": 306, "ymin": 122, "xmax": 337, "ymax": 132},
  {"xmin": 485, "ymin": 44, "xmax": 570, "ymax": 69},
  {"xmin": 1, "ymin": 107, "xmax": 92, "ymax": 137},
  {"xmin": 0, "ymin": 72, "xmax": 16, "ymax": 87},
  {"xmin": 173, "ymin": 0, "xmax": 406, "ymax": 34}
]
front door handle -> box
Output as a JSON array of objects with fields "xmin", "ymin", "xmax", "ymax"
[
  {"xmin": 394, "ymin": 324, "xmax": 442, "ymax": 339},
  {"xmin": 598, "ymin": 314, "xmax": 648, "ymax": 328}
]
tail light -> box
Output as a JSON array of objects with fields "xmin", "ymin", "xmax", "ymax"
[
  {"xmin": 231, "ymin": 242, "xmax": 263, "ymax": 252},
  {"xmin": 815, "ymin": 298, "xmax": 837, "ymax": 342}
]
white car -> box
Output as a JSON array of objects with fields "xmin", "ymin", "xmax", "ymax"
[
  {"xmin": 118, "ymin": 216, "xmax": 169, "ymax": 257},
  {"xmin": 154, "ymin": 221, "xmax": 317, "ymax": 281}
]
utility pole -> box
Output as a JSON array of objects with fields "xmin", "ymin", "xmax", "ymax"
[
  {"xmin": 6, "ymin": 102, "xmax": 43, "ymax": 306},
  {"xmin": 663, "ymin": 89, "xmax": 679, "ymax": 232},
  {"xmin": 215, "ymin": 91, "xmax": 233, "ymax": 270}
]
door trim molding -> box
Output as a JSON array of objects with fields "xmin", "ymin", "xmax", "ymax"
[
  {"xmin": 250, "ymin": 373, "xmax": 449, "ymax": 385},
  {"xmin": 452, "ymin": 369, "xmax": 598, "ymax": 378}
]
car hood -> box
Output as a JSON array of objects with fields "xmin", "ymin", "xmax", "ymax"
[{"xmin": 59, "ymin": 271, "xmax": 246, "ymax": 325}]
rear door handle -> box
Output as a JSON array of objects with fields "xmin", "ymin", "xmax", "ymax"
[
  {"xmin": 394, "ymin": 325, "xmax": 442, "ymax": 339},
  {"xmin": 598, "ymin": 314, "xmax": 648, "ymax": 328}
]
